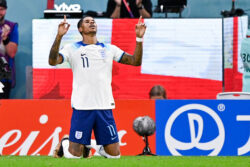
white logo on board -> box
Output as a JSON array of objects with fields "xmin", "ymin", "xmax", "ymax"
[
  {"xmin": 165, "ymin": 104, "xmax": 225, "ymax": 156},
  {"xmin": 54, "ymin": 3, "xmax": 81, "ymax": 12}
]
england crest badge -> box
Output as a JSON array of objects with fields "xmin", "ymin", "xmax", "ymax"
[
  {"xmin": 99, "ymin": 49, "xmax": 106, "ymax": 59},
  {"xmin": 75, "ymin": 131, "xmax": 83, "ymax": 139}
]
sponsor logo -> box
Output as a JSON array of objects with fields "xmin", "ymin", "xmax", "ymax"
[
  {"xmin": 0, "ymin": 114, "xmax": 61, "ymax": 155},
  {"xmin": 111, "ymin": 136, "xmax": 117, "ymax": 140},
  {"xmin": 0, "ymin": 114, "xmax": 127, "ymax": 155},
  {"xmin": 236, "ymin": 115, "xmax": 250, "ymax": 155},
  {"xmin": 75, "ymin": 131, "xmax": 83, "ymax": 139},
  {"xmin": 54, "ymin": 3, "xmax": 81, "ymax": 12},
  {"xmin": 165, "ymin": 104, "xmax": 225, "ymax": 156}
]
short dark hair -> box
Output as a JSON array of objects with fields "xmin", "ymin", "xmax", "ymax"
[
  {"xmin": 77, "ymin": 15, "xmax": 94, "ymax": 29},
  {"xmin": 149, "ymin": 85, "xmax": 167, "ymax": 99}
]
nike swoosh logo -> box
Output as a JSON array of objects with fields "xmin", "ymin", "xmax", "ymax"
[{"xmin": 111, "ymin": 136, "xmax": 117, "ymax": 140}]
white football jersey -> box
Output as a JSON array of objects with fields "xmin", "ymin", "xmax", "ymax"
[{"xmin": 59, "ymin": 41, "xmax": 124, "ymax": 110}]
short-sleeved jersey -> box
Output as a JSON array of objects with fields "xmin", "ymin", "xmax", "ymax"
[
  {"xmin": 59, "ymin": 41, "xmax": 125, "ymax": 110},
  {"xmin": 240, "ymin": 30, "xmax": 250, "ymax": 92}
]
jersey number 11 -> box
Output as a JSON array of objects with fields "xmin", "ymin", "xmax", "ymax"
[{"xmin": 81, "ymin": 57, "xmax": 89, "ymax": 68}]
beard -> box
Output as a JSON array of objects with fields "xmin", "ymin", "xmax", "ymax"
[
  {"xmin": 0, "ymin": 15, "xmax": 5, "ymax": 23},
  {"xmin": 84, "ymin": 30, "xmax": 97, "ymax": 36},
  {"xmin": 89, "ymin": 30, "xmax": 97, "ymax": 35}
]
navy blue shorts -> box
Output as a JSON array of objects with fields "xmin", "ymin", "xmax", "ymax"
[{"xmin": 69, "ymin": 108, "xmax": 119, "ymax": 145}]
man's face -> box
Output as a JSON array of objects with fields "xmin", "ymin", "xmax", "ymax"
[
  {"xmin": 79, "ymin": 17, "xmax": 97, "ymax": 35},
  {"xmin": 0, "ymin": 6, "xmax": 6, "ymax": 22}
]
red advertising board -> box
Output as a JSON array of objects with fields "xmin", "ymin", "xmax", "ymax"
[{"xmin": 0, "ymin": 100, "xmax": 155, "ymax": 156}]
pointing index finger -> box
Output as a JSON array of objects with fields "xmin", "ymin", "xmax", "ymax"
[
  {"xmin": 138, "ymin": 16, "xmax": 142, "ymax": 24},
  {"xmin": 64, "ymin": 15, "xmax": 67, "ymax": 23}
]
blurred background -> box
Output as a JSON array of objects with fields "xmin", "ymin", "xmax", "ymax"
[
  {"xmin": 5, "ymin": 0, "xmax": 250, "ymax": 99},
  {"xmin": 0, "ymin": 0, "xmax": 249, "ymax": 157}
]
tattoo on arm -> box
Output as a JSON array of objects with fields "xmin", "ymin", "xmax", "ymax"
[
  {"xmin": 120, "ymin": 42, "xmax": 142, "ymax": 66},
  {"xmin": 49, "ymin": 35, "xmax": 63, "ymax": 66}
]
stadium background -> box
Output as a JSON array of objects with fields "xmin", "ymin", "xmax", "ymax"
[
  {"xmin": 5, "ymin": 0, "xmax": 250, "ymax": 99},
  {"xmin": 0, "ymin": 0, "xmax": 249, "ymax": 157}
]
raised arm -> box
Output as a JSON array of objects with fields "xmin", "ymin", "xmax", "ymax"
[
  {"xmin": 110, "ymin": 0, "xmax": 122, "ymax": 18},
  {"xmin": 119, "ymin": 16, "xmax": 146, "ymax": 66},
  {"xmin": 136, "ymin": 0, "xmax": 152, "ymax": 18},
  {"xmin": 49, "ymin": 15, "xmax": 70, "ymax": 66}
]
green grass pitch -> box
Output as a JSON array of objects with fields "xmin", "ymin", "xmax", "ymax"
[{"xmin": 0, "ymin": 156, "xmax": 249, "ymax": 167}]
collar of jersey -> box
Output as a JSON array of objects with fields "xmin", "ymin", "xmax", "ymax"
[{"xmin": 77, "ymin": 41, "xmax": 105, "ymax": 47}]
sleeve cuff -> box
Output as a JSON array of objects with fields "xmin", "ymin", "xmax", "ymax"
[
  {"xmin": 118, "ymin": 52, "xmax": 125, "ymax": 63},
  {"xmin": 59, "ymin": 53, "xmax": 65, "ymax": 64}
]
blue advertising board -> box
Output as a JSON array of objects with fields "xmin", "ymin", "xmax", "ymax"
[{"xmin": 155, "ymin": 100, "xmax": 250, "ymax": 156}]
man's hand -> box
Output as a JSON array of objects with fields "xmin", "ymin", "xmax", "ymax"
[
  {"xmin": 135, "ymin": 16, "xmax": 146, "ymax": 38},
  {"xmin": 1, "ymin": 24, "xmax": 10, "ymax": 41},
  {"xmin": 136, "ymin": 0, "xmax": 143, "ymax": 7},
  {"xmin": 49, "ymin": 15, "xmax": 68, "ymax": 66},
  {"xmin": 57, "ymin": 15, "xmax": 70, "ymax": 37},
  {"xmin": 114, "ymin": 0, "xmax": 122, "ymax": 6}
]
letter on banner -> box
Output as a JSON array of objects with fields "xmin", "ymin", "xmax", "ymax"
[
  {"xmin": 237, "ymin": 115, "xmax": 250, "ymax": 155},
  {"xmin": 32, "ymin": 127, "xmax": 62, "ymax": 155},
  {"xmin": 0, "ymin": 130, "xmax": 22, "ymax": 154}
]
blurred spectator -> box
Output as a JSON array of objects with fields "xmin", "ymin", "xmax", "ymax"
[
  {"xmin": 0, "ymin": 0, "xmax": 19, "ymax": 99},
  {"xmin": 149, "ymin": 85, "xmax": 166, "ymax": 99},
  {"xmin": 106, "ymin": 0, "xmax": 152, "ymax": 18},
  {"xmin": 240, "ymin": 29, "xmax": 250, "ymax": 92}
]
